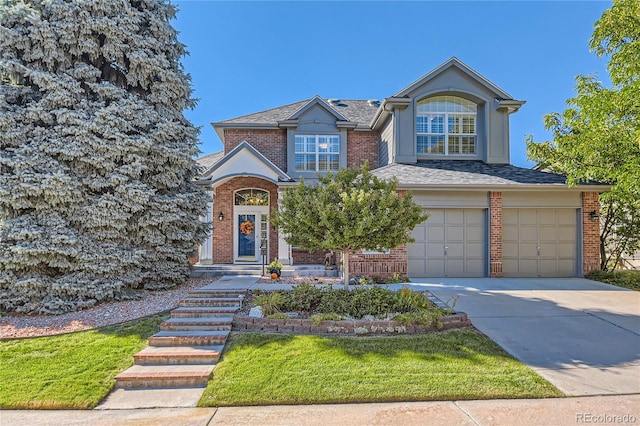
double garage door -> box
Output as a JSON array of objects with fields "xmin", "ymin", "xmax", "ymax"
[{"xmin": 407, "ymin": 208, "xmax": 579, "ymax": 278}]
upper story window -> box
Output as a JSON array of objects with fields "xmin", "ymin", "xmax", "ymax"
[
  {"xmin": 416, "ymin": 96, "xmax": 477, "ymax": 156},
  {"xmin": 294, "ymin": 134, "xmax": 340, "ymax": 172}
]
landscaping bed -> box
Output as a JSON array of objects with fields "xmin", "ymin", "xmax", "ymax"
[{"xmin": 234, "ymin": 284, "xmax": 469, "ymax": 335}]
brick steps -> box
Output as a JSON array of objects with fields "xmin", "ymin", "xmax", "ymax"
[
  {"xmin": 179, "ymin": 297, "xmax": 241, "ymax": 308},
  {"xmin": 114, "ymin": 289, "xmax": 245, "ymax": 389},
  {"xmin": 134, "ymin": 345, "xmax": 224, "ymax": 365},
  {"xmin": 171, "ymin": 306, "xmax": 239, "ymax": 318},
  {"xmin": 115, "ymin": 365, "xmax": 215, "ymax": 388},
  {"xmin": 160, "ymin": 317, "xmax": 233, "ymax": 331}
]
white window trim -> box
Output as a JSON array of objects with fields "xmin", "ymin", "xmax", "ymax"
[
  {"xmin": 416, "ymin": 97, "xmax": 478, "ymax": 156},
  {"xmin": 294, "ymin": 134, "xmax": 340, "ymax": 172}
]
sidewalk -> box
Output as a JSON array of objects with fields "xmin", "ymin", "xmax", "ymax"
[{"xmin": 2, "ymin": 395, "xmax": 638, "ymax": 426}]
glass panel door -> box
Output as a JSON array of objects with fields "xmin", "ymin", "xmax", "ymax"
[{"xmin": 238, "ymin": 214, "xmax": 256, "ymax": 258}]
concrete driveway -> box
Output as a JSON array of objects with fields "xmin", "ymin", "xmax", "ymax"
[{"xmin": 405, "ymin": 278, "xmax": 640, "ymax": 396}]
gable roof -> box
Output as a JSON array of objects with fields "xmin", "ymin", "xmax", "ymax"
[
  {"xmin": 212, "ymin": 98, "xmax": 380, "ymax": 139},
  {"xmin": 371, "ymin": 160, "xmax": 610, "ymax": 190},
  {"xmin": 287, "ymin": 95, "xmax": 349, "ymax": 121},
  {"xmin": 198, "ymin": 141, "xmax": 291, "ymax": 184},
  {"xmin": 394, "ymin": 57, "xmax": 514, "ymax": 99}
]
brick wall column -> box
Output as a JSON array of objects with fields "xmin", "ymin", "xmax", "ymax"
[
  {"xmin": 582, "ymin": 192, "xmax": 601, "ymax": 275},
  {"xmin": 489, "ymin": 192, "xmax": 503, "ymax": 278}
]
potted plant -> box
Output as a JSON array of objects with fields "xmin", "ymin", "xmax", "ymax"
[{"xmin": 268, "ymin": 258, "xmax": 283, "ymax": 279}]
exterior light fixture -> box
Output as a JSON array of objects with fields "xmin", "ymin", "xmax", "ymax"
[
  {"xmin": 218, "ymin": 212, "xmax": 224, "ymax": 221},
  {"xmin": 589, "ymin": 210, "xmax": 599, "ymax": 221}
]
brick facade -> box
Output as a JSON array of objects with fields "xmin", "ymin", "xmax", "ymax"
[
  {"xmin": 489, "ymin": 191, "xmax": 503, "ymax": 278},
  {"xmin": 224, "ymin": 129, "xmax": 287, "ymax": 172},
  {"xmin": 581, "ymin": 192, "xmax": 601, "ymax": 275},
  {"xmin": 292, "ymin": 248, "xmax": 326, "ymax": 265},
  {"xmin": 212, "ymin": 177, "xmax": 279, "ymax": 264},
  {"xmin": 349, "ymin": 245, "xmax": 408, "ymax": 279},
  {"xmin": 347, "ymin": 130, "xmax": 379, "ymax": 169}
]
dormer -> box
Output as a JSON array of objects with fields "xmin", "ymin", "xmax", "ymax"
[
  {"xmin": 372, "ymin": 58, "xmax": 524, "ymax": 165},
  {"xmin": 279, "ymin": 96, "xmax": 355, "ymax": 180}
]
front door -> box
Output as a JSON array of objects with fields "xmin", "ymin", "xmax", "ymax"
[{"xmin": 234, "ymin": 209, "xmax": 269, "ymax": 263}]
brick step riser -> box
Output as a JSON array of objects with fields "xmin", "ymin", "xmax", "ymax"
[
  {"xmin": 148, "ymin": 336, "xmax": 228, "ymax": 347},
  {"xmin": 115, "ymin": 377, "xmax": 209, "ymax": 389},
  {"xmin": 187, "ymin": 292, "xmax": 245, "ymax": 299},
  {"xmin": 171, "ymin": 311, "xmax": 235, "ymax": 318},
  {"xmin": 179, "ymin": 300, "xmax": 241, "ymax": 308},
  {"xmin": 134, "ymin": 355, "xmax": 220, "ymax": 365},
  {"xmin": 159, "ymin": 324, "xmax": 231, "ymax": 332}
]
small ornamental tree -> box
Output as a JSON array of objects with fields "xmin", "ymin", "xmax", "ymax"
[
  {"xmin": 273, "ymin": 163, "xmax": 429, "ymax": 288},
  {"xmin": 526, "ymin": 0, "xmax": 640, "ymax": 270},
  {"xmin": 0, "ymin": 0, "xmax": 209, "ymax": 313}
]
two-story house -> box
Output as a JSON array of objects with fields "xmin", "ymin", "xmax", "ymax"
[{"xmin": 195, "ymin": 58, "xmax": 608, "ymax": 278}]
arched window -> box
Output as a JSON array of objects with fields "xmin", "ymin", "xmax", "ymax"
[
  {"xmin": 234, "ymin": 189, "xmax": 269, "ymax": 206},
  {"xmin": 416, "ymin": 96, "xmax": 477, "ymax": 156}
]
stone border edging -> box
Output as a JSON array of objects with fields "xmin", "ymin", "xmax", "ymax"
[{"xmin": 232, "ymin": 312, "xmax": 471, "ymax": 335}]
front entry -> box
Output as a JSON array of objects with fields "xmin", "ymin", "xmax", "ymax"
[{"xmin": 233, "ymin": 189, "xmax": 270, "ymax": 264}]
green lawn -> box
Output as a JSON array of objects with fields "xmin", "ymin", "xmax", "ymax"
[
  {"xmin": 587, "ymin": 270, "xmax": 640, "ymax": 291},
  {"xmin": 199, "ymin": 329, "xmax": 562, "ymax": 406},
  {"xmin": 0, "ymin": 314, "xmax": 166, "ymax": 409}
]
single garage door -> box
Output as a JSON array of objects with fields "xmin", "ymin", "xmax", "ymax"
[
  {"xmin": 408, "ymin": 209, "xmax": 486, "ymax": 277},
  {"xmin": 503, "ymin": 209, "xmax": 578, "ymax": 277}
]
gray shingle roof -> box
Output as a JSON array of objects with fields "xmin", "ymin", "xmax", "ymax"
[
  {"xmin": 196, "ymin": 151, "xmax": 224, "ymax": 172},
  {"xmin": 216, "ymin": 99, "xmax": 379, "ymax": 127},
  {"xmin": 371, "ymin": 160, "xmax": 596, "ymax": 187}
]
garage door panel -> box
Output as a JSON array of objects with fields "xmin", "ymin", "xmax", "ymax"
[
  {"xmin": 426, "ymin": 210, "xmax": 445, "ymax": 223},
  {"xmin": 447, "ymin": 243, "xmax": 465, "ymax": 257},
  {"xmin": 539, "ymin": 226, "xmax": 557, "ymax": 242},
  {"xmin": 466, "ymin": 226, "xmax": 484, "ymax": 241},
  {"xmin": 447, "ymin": 210, "xmax": 464, "ymax": 224},
  {"xmin": 520, "ymin": 226, "xmax": 538, "ymax": 241},
  {"xmin": 519, "ymin": 210, "xmax": 537, "ymax": 225},
  {"xmin": 427, "ymin": 226, "xmax": 445, "ymax": 241},
  {"xmin": 503, "ymin": 242, "xmax": 519, "ymax": 255},
  {"xmin": 519, "ymin": 259, "xmax": 539, "ymax": 276},
  {"xmin": 407, "ymin": 242, "xmax": 425, "ymax": 257},
  {"xmin": 426, "ymin": 260, "xmax": 445, "ymax": 275},
  {"xmin": 558, "ymin": 242, "xmax": 576, "ymax": 258},
  {"xmin": 447, "ymin": 227, "xmax": 464, "ymax": 241},
  {"xmin": 503, "ymin": 227, "xmax": 519, "ymax": 242},
  {"xmin": 408, "ymin": 259, "xmax": 426, "ymax": 276},
  {"xmin": 557, "ymin": 226, "xmax": 576, "ymax": 241},
  {"xmin": 540, "ymin": 244, "xmax": 557, "ymax": 257},
  {"xmin": 557, "ymin": 210, "xmax": 577, "ymax": 225},
  {"xmin": 557, "ymin": 259, "xmax": 576, "ymax": 275},
  {"xmin": 539, "ymin": 211, "xmax": 558, "ymax": 225},
  {"xmin": 503, "ymin": 210, "xmax": 518, "ymax": 225},
  {"xmin": 466, "ymin": 242, "xmax": 485, "ymax": 256},
  {"xmin": 465, "ymin": 211, "xmax": 485, "ymax": 225},
  {"xmin": 410, "ymin": 224, "xmax": 426, "ymax": 241},
  {"xmin": 520, "ymin": 242, "xmax": 538, "ymax": 257},
  {"xmin": 465, "ymin": 259, "xmax": 486, "ymax": 275},
  {"xmin": 427, "ymin": 243, "xmax": 444, "ymax": 257}
]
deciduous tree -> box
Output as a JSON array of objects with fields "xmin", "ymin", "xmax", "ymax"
[
  {"xmin": 273, "ymin": 163, "xmax": 428, "ymax": 288},
  {"xmin": 526, "ymin": 0, "xmax": 640, "ymax": 270}
]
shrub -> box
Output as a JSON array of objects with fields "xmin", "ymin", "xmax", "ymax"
[
  {"xmin": 587, "ymin": 270, "xmax": 640, "ymax": 291},
  {"xmin": 284, "ymin": 282, "xmax": 322, "ymax": 312},
  {"xmin": 254, "ymin": 292, "xmax": 285, "ymax": 316},
  {"xmin": 392, "ymin": 287, "xmax": 430, "ymax": 313}
]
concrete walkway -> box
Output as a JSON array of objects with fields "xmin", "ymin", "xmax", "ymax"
[
  {"xmin": 3, "ymin": 395, "xmax": 638, "ymax": 425},
  {"xmin": 407, "ymin": 278, "xmax": 640, "ymax": 396}
]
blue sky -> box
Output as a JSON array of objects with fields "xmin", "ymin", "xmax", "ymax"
[{"xmin": 172, "ymin": 1, "xmax": 612, "ymax": 167}]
